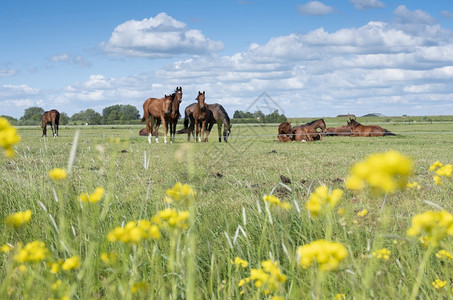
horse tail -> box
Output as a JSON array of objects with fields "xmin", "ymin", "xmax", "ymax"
[{"xmin": 183, "ymin": 110, "xmax": 190, "ymax": 129}]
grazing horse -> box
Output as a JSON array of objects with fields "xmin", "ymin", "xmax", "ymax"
[
  {"xmin": 324, "ymin": 126, "xmax": 353, "ymax": 136},
  {"xmin": 346, "ymin": 118, "xmax": 396, "ymax": 137},
  {"xmin": 291, "ymin": 118, "xmax": 326, "ymax": 141},
  {"xmin": 141, "ymin": 94, "xmax": 173, "ymax": 143},
  {"xmin": 192, "ymin": 91, "xmax": 213, "ymax": 142},
  {"xmin": 277, "ymin": 122, "xmax": 292, "ymax": 142},
  {"xmin": 182, "ymin": 102, "xmax": 231, "ymax": 142},
  {"xmin": 41, "ymin": 109, "xmax": 60, "ymax": 137}
]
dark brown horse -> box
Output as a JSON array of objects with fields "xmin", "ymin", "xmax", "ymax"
[
  {"xmin": 42, "ymin": 109, "xmax": 60, "ymax": 137},
  {"xmin": 166, "ymin": 87, "xmax": 183, "ymax": 143},
  {"xmin": 291, "ymin": 118, "xmax": 326, "ymax": 141},
  {"xmin": 346, "ymin": 118, "xmax": 395, "ymax": 137},
  {"xmin": 277, "ymin": 122, "xmax": 292, "ymax": 142},
  {"xmin": 192, "ymin": 91, "xmax": 213, "ymax": 142},
  {"xmin": 141, "ymin": 94, "xmax": 172, "ymax": 143},
  {"xmin": 182, "ymin": 102, "xmax": 231, "ymax": 142},
  {"xmin": 324, "ymin": 126, "xmax": 353, "ymax": 136}
]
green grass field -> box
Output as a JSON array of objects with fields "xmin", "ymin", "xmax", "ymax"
[{"xmin": 1, "ymin": 118, "xmax": 453, "ymax": 299}]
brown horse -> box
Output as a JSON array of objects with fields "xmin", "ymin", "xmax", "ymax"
[
  {"xmin": 324, "ymin": 126, "xmax": 353, "ymax": 136},
  {"xmin": 42, "ymin": 109, "xmax": 60, "ymax": 137},
  {"xmin": 192, "ymin": 91, "xmax": 213, "ymax": 142},
  {"xmin": 162, "ymin": 87, "xmax": 183, "ymax": 143},
  {"xmin": 277, "ymin": 122, "xmax": 292, "ymax": 142},
  {"xmin": 182, "ymin": 102, "xmax": 231, "ymax": 142},
  {"xmin": 291, "ymin": 118, "xmax": 326, "ymax": 141},
  {"xmin": 346, "ymin": 118, "xmax": 396, "ymax": 137},
  {"xmin": 141, "ymin": 94, "xmax": 173, "ymax": 143}
]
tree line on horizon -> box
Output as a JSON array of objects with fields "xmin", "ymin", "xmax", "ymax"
[{"xmin": 2, "ymin": 106, "xmax": 288, "ymax": 126}]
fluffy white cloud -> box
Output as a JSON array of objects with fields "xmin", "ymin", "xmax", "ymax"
[
  {"xmin": 0, "ymin": 68, "xmax": 18, "ymax": 78},
  {"xmin": 49, "ymin": 53, "xmax": 91, "ymax": 67},
  {"xmin": 102, "ymin": 12, "xmax": 224, "ymax": 58},
  {"xmin": 349, "ymin": 0, "xmax": 384, "ymax": 10},
  {"xmin": 298, "ymin": 1, "xmax": 334, "ymax": 16}
]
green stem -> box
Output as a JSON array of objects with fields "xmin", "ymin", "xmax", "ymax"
[{"xmin": 410, "ymin": 244, "xmax": 435, "ymax": 300}]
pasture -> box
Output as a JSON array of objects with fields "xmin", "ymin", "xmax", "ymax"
[{"xmin": 1, "ymin": 119, "xmax": 453, "ymax": 299}]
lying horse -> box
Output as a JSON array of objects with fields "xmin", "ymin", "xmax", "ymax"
[
  {"xmin": 42, "ymin": 109, "xmax": 60, "ymax": 137},
  {"xmin": 346, "ymin": 118, "xmax": 396, "ymax": 137},
  {"xmin": 324, "ymin": 126, "xmax": 353, "ymax": 136},
  {"xmin": 277, "ymin": 122, "xmax": 292, "ymax": 142},
  {"xmin": 291, "ymin": 118, "xmax": 326, "ymax": 141},
  {"xmin": 141, "ymin": 94, "xmax": 173, "ymax": 143}
]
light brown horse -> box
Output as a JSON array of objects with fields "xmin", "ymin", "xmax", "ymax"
[
  {"xmin": 182, "ymin": 102, "xmax": 231, "ymax": 142},
  {"xmin": 277, "ymin": 122, "xmax": 292, "ymax": 142},
  {"xmin": 291, "ymin": 118, "xmax": 326, "ymax": 141},
  {"xmin": 346, "ymin": 118, "xmax": 396, "ymax": 137},
  {"xmin": 141, "ymin": 94, "xmax": 172, "ymax": 143},
  {"xmin": 41, "ymin": 109, "xmax": 60, "ymax": 137},
  {"xmin": 192, "ymin": 91, "xmax": 213, "ymax": 142},
  {"xmin": 324, "ymin": 126, "xmax": 353, "ymax": 136}
]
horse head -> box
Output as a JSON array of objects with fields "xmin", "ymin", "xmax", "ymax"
[
  {"xmin": 196, "ymin": 91, "xmax": 206, "ymax": 110},
  {"xmin": 347, "ymin": 118, "xmax": 358, "ymax": 128},
  {"xmin": 174, "ymin": 86, "xmax": 183, "ymax": 104},
  {"xmin": 163, "ymin": 94, "xmax": 173, "ymax": 116},
  {"xmin": 224, "ymin": 124, "xmax": 232, "ymax": 142},
  {"xmin": 318, "ymin": 119, "xmax": 327, "ymax": 132}
]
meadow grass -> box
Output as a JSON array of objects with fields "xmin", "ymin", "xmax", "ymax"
[{"xmin": 1, "ymin": 120, "xmax": 453, "ymax": 299}]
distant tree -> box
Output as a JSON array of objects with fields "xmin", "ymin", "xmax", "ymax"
[
  {"xmin": 59, "ymin": 112, "xmax": 70, "ymax": 125},
  {"xmin": 102, "ymin": 104, "xmax": 140, "ymax": 124},
  {"xmin": 20, "ymin": 107, "xmax": 44, "ymax": 122},
  {"xmin": 264, "ymin": 110, "xmax": 287, "ymax": 123},
  {"xmin": 233, "ymin": 110, "xmax": 245, "ymax": 119},
  {"xmin": 71, "ymin": 109, "xmax": 102, "ymax": 125}
]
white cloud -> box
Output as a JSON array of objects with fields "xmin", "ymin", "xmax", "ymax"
[
  {"xmin": 49, "ymin": 53, "xmax": 91, "ymax": 67},
  {"xmin": 394, "ymin": 5, "xmax": 435, "ymax": 25},
  {"xmin": 0, "ymin": 68, "xmax": 18, "ymax": 78},
  {"xmin": 102, "ymin": 12, "xmax": 224, "ymax": 58},
  {"xmin": 349, "ymin": 0, "xmax": 384, "ymax": 10},
  {"xmin": 441, "ymin": 10, "xmax": 453, "ymax": 19},
  {"xmin": 298, "ymin": 1, "xmax": 334, "ymax": 16}
]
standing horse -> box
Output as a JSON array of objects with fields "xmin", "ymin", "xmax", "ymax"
[
  {"xmin": 192, "ymin": 91, "xmax": 213, "ymax": 142},
  {"xmin": 182, "ymin": 102, "xmax": 231, "ymax": 142},
  {"xmin": 166, "ymin": 87, "xmax": 183, "ymax": 143},
  {"xmin": 346, "ymin": 118, "xmax": 395, "ymax": 137},
  {"xmin": 291, "ymin": 118, "xmax": 326, "ymax": 141},
  {"xmin": 141, "ymin": 94, "xmax": 173, "ymax": 143},
  {"xmin": 41, "ymin": 109, "xmax": 60, "ymax": 137}
]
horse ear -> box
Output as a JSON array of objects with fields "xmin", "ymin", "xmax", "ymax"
[{"xmin": 203, "ymin": 91, "xmax": 205, "ymax": 95}]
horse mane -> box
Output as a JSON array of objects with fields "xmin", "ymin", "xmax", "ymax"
[
  {"xmin": 218, "ymin": 104, "xmax": 230, "ymax": 126},
  {"xmin": 306, "ymin": 119, "xmax": 322, "ymax": 126}
]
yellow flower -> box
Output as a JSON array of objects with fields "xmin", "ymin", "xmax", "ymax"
[
  {"xmin": 345, "ymin": 151, "xmax": 413, "ymax": 194},
  {"xmin": 305, "ymin": 186, "xmax": 343, "ymax": 217},
  {"xmin": 435, "ymin": 250, "xmax": 452, "ymax": 260},
  {"xmin": 48, "ymin": 168, "xmax": 67, "ymax": 180},
  {"xmin": 100, "ymin": 252, "xmax": 118, "ymax": 265},
  {"xmin": 79, "ymin": 187, "xmax": 105, "ymax": 203},
  {"xmin": 407, "ymin": 181, "xmax": 421, "ymax": 189},
  {"xmin": 239, "ymin": 260, "xmax": 287, "ymax": 296},
  {"xmin": 14, "ymin": 241, "xmax": 48, "ymax": 263},
  {"xmin": 1, "ymin": 244, "xmax": 13, "ymax": 253},
  {"xmin": 357, "ymin": 209, "xmax": 368, "ymax": 217},
  {"xmin": 297, "ymin": 239, "xmax": 348, "ymax": 272},
  {"xmin": 263, "ymin": 195, "xmax": 291, "ymax": 210},
  {"xmin": 372, "ymin": 248, "xmax": 391, "ymax": 260},
  {"xmin": 432, "ymin": 279, "xmax": 447, "ymax": 289},
  {"xmin": 336, "ymin": 294, "xmax": 346, "ymax": 300},
  {"xmin": 151, "ymin": 208, "xmax": 190, "ymax": 231},
  {"xmin": 429, "ymin": 161, "xmax": 443, "ymax": 172},
  {"xmin": 430, "ymin": 161, "xmax": 452, "ymax": 185},
  {"xmin": 433, "ymin": 175, "xmax": 442, "ymax": 185},
  {"xmin": 0, "ymin": 117, "xmax": 21, "ymax": 158},
  {"xmin": 107, "ymin": 220, "xmax": 161, "ymax": 244},
  {"xmin": 131, "ymin": 282, "xmax": 149, "ymax": 294},
  {"xmin": 436, "ymin": 164, "xmax": 452, "ymax": 177},
  {"xmin": 407, "ymin": 210, "xmax": 453, "ymax": 246},
  {"xmin": 337, "ymin": 208, "xmax": 345, "ymax": 216},
  {"xmin": 5, "ymin": 210, "xmax": 32, "ymax": 227},
  {"xmin": 232, "ymin": 256, "xmax": 249, "ymax": 268},
  {"xmin": 165, "ymin": 182, "xmax": 196, "ymax": 205},
  {"xmin": 62, "ymin": 255, "xmax": 81, "ymax": 270},
  {"xmin": 52, "ymin": 279, "xmax": 62, "ymax": 291},
  {"xmin": 18, "ymin": 264, "xmax": 27, "ymax": 273}
]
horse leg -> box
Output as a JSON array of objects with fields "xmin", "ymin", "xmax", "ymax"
[
  {"xmin": 162, "ymin": 118, "xmax": 168, "ymax": 144},
  {"xmin": 218, "ymin": 122, "xmax": 222, "ymax": 143},
  {"xmin": 42, "ymin": 124, "xmax": 46, "ymax": 137},
  {"xmin": 196, "ymin": 121, "xmax": 201, "ymax": 142}
]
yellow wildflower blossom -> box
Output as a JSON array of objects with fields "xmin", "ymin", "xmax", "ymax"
[
  {"xmin": 372, "ymin": 248, "xmax": 391, "ymax": 260},
  {"xmin": 0, "ymin": 117, "xmax": 21, "ymax": 157},
  {"xmin": 151, "ymin": 208, "xmax": 190, "ymax": 231},
  {"xmin": 79, "ymin": 187, "xmax": 105, "ymax": 203},
  {"xmin": 435, "ymin": 250, "xmax": 452, "ymax": 260},
  {"xmin": 239, "ymin": 260, "xmax": 287, "ymax": 296},
  {"xmin": 107, "ymin": 220, "xmax": 160, "ymax": 244},
  {"xmin": 432, "ymin": 279, "xmax": 447, "ymax": 289},
  {"xmin": 14, "ymin": 241, "xmax": 48, "ymax": 263},
  {"xmin": 429, "ymin": 161, "xmax": 443, "ymax": 172},
  {"xmin": 357, "ymin": 209, "xmax": 368, "ymax": 217},
  {"xmin": 407, "ymin": 181, "xmax": 421, "ymax": 189},
  {"xmin": 165, "ymin": 182, "xmax": 196, "ymax": 204},
  {"xmin": 5, "ymin": 210, "xmax": 32, "ymax": 227},
  {"xmin": 131, "ymin": 282, "xmax": 149, "ymax": 294},
  {"xmin": 231, "ymin": 257, "xmax": 249, "ymax": 268},
  {"xmin": 263, "ymin": 195, "xmax": 291, "ymax": 210},
  {"xmin": 345, "ymin": 151, "xmax": 413, "ymax": 194},
  {"xmin": 1, "ymin": 244, "xmax": 13, "ymax": 253},
  {"xmin": 433, "ymin": 175, "xmax": 442, "ymax": 186},
  {"xmin": 306, "ymin": 186, "xmax": 343, "ymax": 217},
  {"xmin": 336, "ymin": 294, "xmax": 346, "ymax": 300},
  {"xmin": 48, "ymin": 168, "xmax": 67, "ymax": 181},
  {"xmin": 297, "ymin": 239, "xmax": 348, "ymax": 272},
  {"xmin": 407, "ymin": 210, "xmax": 453, "ymax": 246},
  {"xmin": 100, "ymin": 252, "xmax": 118, "ymax": 265},
  {"xmin": 62, "ymin": 255, "xmax": 81, "ymax": 270}
]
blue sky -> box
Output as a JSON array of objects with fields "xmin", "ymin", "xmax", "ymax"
[{"xmin": 1, "ymin": 0, "xmax": 453, "ymax": 119}]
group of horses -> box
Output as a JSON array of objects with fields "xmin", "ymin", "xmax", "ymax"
[
  {"xmin": 140, "ymin": 87, "xmax": 232, "ymax": 143},
  {"xmin": 278, "ymin": 117, "xmax": 395, "ymax": 142}
]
